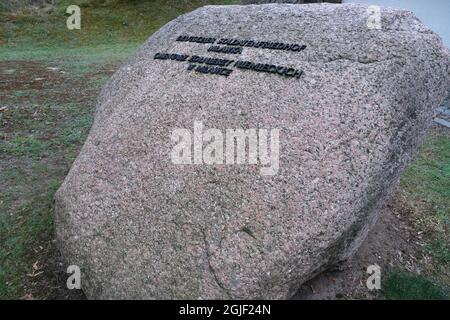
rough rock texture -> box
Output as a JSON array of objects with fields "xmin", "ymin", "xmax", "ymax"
[
  {"xmin": 54, "ymin": 4, "xmax": 449, "ymax": 299},
  {"xmin": 243, "ymin": 1, "xmax": 342, "ymax": 4}
]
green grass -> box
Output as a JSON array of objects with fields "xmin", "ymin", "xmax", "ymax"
[
  {"xmin": 1, "ymin": 136, "xmax": 49, "ymax": 158},
  {"xmin": 0, "ymin": 0, "xmax": 240, "ymax": 63},
  {"xmin": 383, "ymin": 270, "xmax": 448, "ymax": 300},
  {"xmin": 1, "ymin": 0, "xmax": 240, "ymax": 48},
  {"xmin": 399, "ymin": 131, "xmax": 450, "ymax": 267},
  {"xmin": 0, "ymin": 152, "xmax": 61, "ymax": 298},
  {"xmin": 401, "ymin": 132, "xmax": 450, "ymax": 208},
  {"xmin": 1, "ymin": 71, "xmax": 108, "ymax": 298}
]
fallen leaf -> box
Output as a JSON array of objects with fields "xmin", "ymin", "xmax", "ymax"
[
  {"xmin": 32, "ymin": 260, "xmax": 40, "ymax": 271},
  {"xmin": 27, "ymin": 271, "xmax": 43, "ymax": 277},
  {"xmin": 20, "ymin": 293, "xmax": 34, "ymax": 300}
]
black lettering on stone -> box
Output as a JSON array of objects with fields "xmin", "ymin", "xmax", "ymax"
[
  {"xmin": 154, "ymin": 51, "xmax": 303, "ymax": 80},
  {"xmin": 195, "ymin": 65, "xmax": 233, "ymax": 77},
  {"xmin": 176, "ymin": 35, "xmax": 307, "ymax": 53},
  {"xmin": 234, "ymin": 59, "xmax": 303, "ymax": 79},
  {"xmin": 154, "ymin": 52, "xmax": 188, "ymax": 61},
  {"xmin": 207, "ymin": 45, "xmax": 243, "ymax": 54},
  {"xmin": 176, "ymin": 35, "xmax": 216, "ymax": 44},
  {"xmin": 188, "ymin": 55, "xmax": 234, "ymax": 67}
]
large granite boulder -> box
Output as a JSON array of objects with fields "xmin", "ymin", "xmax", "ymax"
[{"xmin": 54, "ymin": 3, "xmax": 449, "ymax": 299}]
